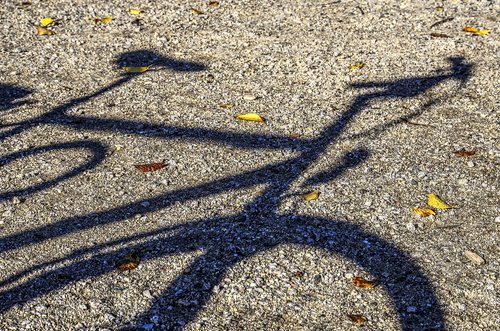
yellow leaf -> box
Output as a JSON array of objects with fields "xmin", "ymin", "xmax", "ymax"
[
  {"xmin": 463, "ymin": 26, "xmax": 479, "ymax": 33},
  {"xmin": 36, "ymin": 25, "xmax": 55, "ymax": 36},
  {"xmin": 412, "ymin": 208, "xmax": 436, "ymax": 217},
  {"xmin": 463, "ymin": 26, "xmax": 490, "ymax": 35},
  {"xmin": 208, "ymin": 1, "xmax": 220, "ymax": 6},
  {"xmin": 349, "ymin": 63, "xmax": 364, "ymax": 69},
  {"xmin": 191, "ymin": 8, "xmax": 204, "ymax": 15},
  {"xmin": 235, "ymin": 113, "xmax": 265, "ymax": 122},
  {"xmin": 94, "ymin": 16, "xmax": 112, "ymax": 24},
  {"xmin": 303, "ymin": 191, "xmax": 319, "ymax": 201},
  {"xmin": 123, "ymin": 66, "xmax": 149, "ymax": 73},
  {"xmin": 475, "ymin": 29, "xmax": 490, "ymax": 35},
  {"xmin": 427, "ymin": 193, "xmax": 452, "ymax": 209},
  {"xmin": 101, "ymin": 16, "xmax": 113, "ymax": 23},
  {"xmin": 40, "ymin": 17, "xmax": 54, "ymax": 27},
  {"xmin": 129, "ymin": 8, "xmax": 143, "ymax": 15},
  {"xmin": 352, "ymin": 276, "xmax": 378, "ymax": 289}
]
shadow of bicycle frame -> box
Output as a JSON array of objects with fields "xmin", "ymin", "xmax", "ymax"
[{"xmin": 0, "ymin": 52, "xmax": 473, "ymax": 330}]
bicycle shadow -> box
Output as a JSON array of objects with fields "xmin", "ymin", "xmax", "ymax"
[
  {"xmin": 0, "ymin": 55, "xmax": 473, "ymax": 330},
  {"xmin": 0, "ymin": 84, "xmax": 32, "ymax": 114}
]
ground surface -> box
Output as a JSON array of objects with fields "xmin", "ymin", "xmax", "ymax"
[{"xmin": 0, "ymin": 0, "xmax": 498, "ymax": 330}]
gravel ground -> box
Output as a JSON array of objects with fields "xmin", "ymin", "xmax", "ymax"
[{"xmin": 0, "ymin": 0, "xmax": 498, "ymax": 330}]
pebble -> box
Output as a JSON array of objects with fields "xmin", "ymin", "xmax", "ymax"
[
  {"xmin": 406, "ymin": 223, "xmax": 416, "ymax": 231},
  {"xmin": 467, "ymin": 161, "xmax": 474, "ymax": 167},
  {"xmin": 104, "ymin": 313, "xmax": 115, "ymax": 321},
  {"xmin": 243, "ymin": 94, "xmax": 257, "ymax": 100},
  {"xmin": 35, "ymin": 304, "xmax": 47, "ymax": 311},
  {"xmin": 143, "ymin": 290, "xmax": 153, "ymax": 298},
  {"xmin": 141, "ymin": 201, "xmax": 151, "ymax": 208},
  {"xmin": 463, "ymin": 250, "xmax": 485, "ymax": 265}
]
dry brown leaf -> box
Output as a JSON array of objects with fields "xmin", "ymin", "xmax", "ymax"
[
  {"xmin": 191, "ymin": 8, "xmax": 204, "ymax": 15},
  {"xmin": 430, "ymin": 32, "xmax": 450, "ymax": 38},
  {"xmin": 453, "ymin": 149, "xmax": 475, "ymax": 157},
  {"xmin": 347, "ymin": 314, "xmax": 368, "ymax": 325},
  {"xmin": 117, "ymin": 252, "xmax": 141, "ymax": 271},
  {"xmin": 303, "ymin": 191, "xmax": 319, "ymax": 201},
  {"xmin": 288, "ymin": 133, "xmax": 302, "ymax": 138},
  {"xmin": 208, "ymin": 1, "xmax": 220, "ymax": 6},
  {"xmin": 135, "ymin": 162, "xmax": 167, "ymax": 172},
  {"xmin": 36, "ymin": 25, "xmax": 55, "ymax": 36},
  {"xmin": 412, "ymin": 208, "xmax": 436, "ymax": 217},
  {"xmin": 352, "ymin": 276, "xmax": 378, "ymax": 289}
]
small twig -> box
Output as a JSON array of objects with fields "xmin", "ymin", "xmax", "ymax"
[
  {"xmin": 430, "ymin": 17, "xmax": 454, "ymax": 29},
  {"xmin": 357, "ymin": 6, "xmax": 365, "ymax": 15}
]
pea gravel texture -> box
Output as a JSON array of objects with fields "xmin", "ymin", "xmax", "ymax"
[{"xmin": 0, "ymin": 0, "xmax": 498, "ymax": 330}]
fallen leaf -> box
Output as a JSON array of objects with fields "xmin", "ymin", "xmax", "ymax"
[
  {"xmin": 288, "ymin": 133, "xmax": 302, "ymax": 138},
  {"xmin": 220, "ymin": 103, "xmax": 235, "ymax": 109},
  {"xmin": 117, "ymin": 252, "xmax": 141, "ymax": 271},
  {"xmin": 412, "ymin": 208, "xmax": 436, "ymax": 217},
  {"xmin": 123, "ymin": 66, "xmax": 149, "ymax": 73},
  {"xmin": 430, "ymin": 32, "xmax": 450, "ymax": 38},
  {"xmin": 135, "ymin": 162, "xmax": 167, "ymax": 172},
  {"xmin": 292, "ymin": 271, "xmax": 304, "ymax": 278},
  {"xmin": 453, "ymin": 149, "xmax": 475, "ymax": 157},
  {"xmin": 463, "ymin": 250, "xmax": 485, "ymax": 265},
  {"xmin": 36, "ymin": 25, "xmax": 55, "ymax": 36},
  {"xmin": 303, "ymin": 191, "xmax": 319, "ymax": 201},
  {"xmin": 347, "ymin": 314, "xmax": 368, "ymax": 325},
  {"xmin": 208, "ymin": 1, "xmax": 220, "ymax": 6},
  {"xmin": 40, "ymin": 17, "xmax": 55, "ymax": 26},
  {"xmin": 94, "ymin": 16, "xmax": 113, "ymax": 24},
  {"xmin": 129, "ymin": 8, "xmax": 143, "ymax": 15},
  {"xmin": 428, "ymin": 193, "xmax": 452, "ymax": 209},
  {"xmin": 475, "ymin": 29, "xmax": 490, "ymax": 35},
  {"xmin": 463, "ymin": 26, "xmax": 490, "ymax": 35},
  {"xmin": 352, "ymin": 276, "xmax": 378, "ymax": 289},
  {"xmin": 235, "ymin": 113, "xmax": 265, "ymax": 122},
  {"xmin": 191, "ymin": 8, "xmax": 204, "ymax": 15},
  {"xmin": 349, "ymin": 63, "xmax": 364, "ymax": 69},
  {"xmin": 463, "ymin": 26, "xmax": 479, "ymax": 33}
]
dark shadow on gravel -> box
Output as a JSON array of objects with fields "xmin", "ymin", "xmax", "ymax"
[
  {"xmin": 0, "ymin": 56, "xmax": 473, "ymax": 330},
  {"xmin": 0, "ymin": 84, "xmax": 32, "ymax": 115},
  {"xmin": 0, "ymin": 140, "xmax": 107, "ymax": 201}
]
